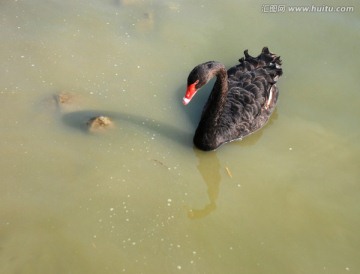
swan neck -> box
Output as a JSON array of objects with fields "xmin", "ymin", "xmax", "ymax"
[
  {"xmin": 214, "ymin": 68, "xmax": 228, "ymax": 99},
  {"xmin": 200, "ymin": 66, "xmax": 228, "ymax": 126},
  {"xmin": 209, "ymin": 67, "xmax": 228, "ymax": 114}
]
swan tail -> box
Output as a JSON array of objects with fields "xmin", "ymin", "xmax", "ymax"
[{"xmin": 239, "ymin": 47, "xmax": 283, "ymax": 82}]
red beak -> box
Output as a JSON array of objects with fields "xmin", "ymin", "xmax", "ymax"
[{"xmin": 182, "ymin": 82, "xmax": 197, "ymax": 105}]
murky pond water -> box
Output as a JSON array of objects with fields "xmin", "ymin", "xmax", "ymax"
[{"xmin": 1, "ymin": 0, "xmax": 360, "ymax": 273}]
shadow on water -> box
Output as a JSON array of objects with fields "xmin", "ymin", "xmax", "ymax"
[
  {"xmin": 61, "ymin": 109, "xmax": 193, "ymax": 148},
  {"xmin": 60, "ymin": 78, "xmax": 216, "ymax": 148}
]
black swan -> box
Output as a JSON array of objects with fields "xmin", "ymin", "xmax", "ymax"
[{"xmin": 183, "ymin": 47, "xmax": 283, "ymax": 151}]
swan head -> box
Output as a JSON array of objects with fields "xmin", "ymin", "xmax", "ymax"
[{"xmin": 183, "ymin": 61, "xmax": 223, "ymax": 105}]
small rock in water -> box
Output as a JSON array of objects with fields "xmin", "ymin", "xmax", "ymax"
[{"xmin": 87, "ymin": 116, "xmax": 114, "ymax": 132}]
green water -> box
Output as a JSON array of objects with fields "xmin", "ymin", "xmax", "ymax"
[{"xmin": 1, "ymin": 0, "xmax": 360, "ymax": 273}]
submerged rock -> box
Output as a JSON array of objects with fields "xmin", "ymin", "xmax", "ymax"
[
  {"xmin": 136, "ymin": 11, "xmax": 154, "ymax": 32},
  {"xmin": 55, "ymin": 91, "xmax": 73, "ymax": 105},
  {"xmin": 53, "ymin": 91, "xmax": 79, "ymax": 112},
  {"xmin": 38, "ymin": 91, "xmax": 80, "ymax": 115},
  {"xmin": 87, "ymin": 116, "xmax": 114, "ymax": 132},
  {"xmin": 118, "ymin": 0, "xmax": 142, "ymax": 6}
]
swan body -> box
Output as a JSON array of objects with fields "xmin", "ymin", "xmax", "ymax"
[{"xmin": 183, "ymin": 47, "xmax": 283, "ymax": 151}]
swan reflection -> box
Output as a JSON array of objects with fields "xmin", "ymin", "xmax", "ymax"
[
  {"xmin": 187, "ymin": 109, "xmax": 278, "ymax": 219},
  {"xmin": 187, "ymin": 149, "xmax": 221, "ymax": 219}
]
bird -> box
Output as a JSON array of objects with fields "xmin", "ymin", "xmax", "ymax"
[{"xmin": 182, "ymin": 47, "xmax": 283, "ymax": 151}]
